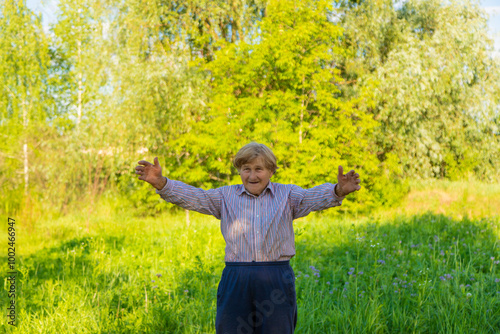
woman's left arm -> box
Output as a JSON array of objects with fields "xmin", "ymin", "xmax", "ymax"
[{"xmin": 290, "ymin": 166, "xmax": 361, "ymax": 219}]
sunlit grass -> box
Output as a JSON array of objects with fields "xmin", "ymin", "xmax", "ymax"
[{"xmin": 1, "ymin": 180, "xmax": 499, "ymax": 333}]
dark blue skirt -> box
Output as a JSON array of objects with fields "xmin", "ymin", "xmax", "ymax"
[{"xmin": 215, "ymin": 260, "xmax": 297, "ymax": 334}]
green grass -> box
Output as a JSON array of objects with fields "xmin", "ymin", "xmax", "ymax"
[{"xmin": 1, "ymin": 180, "xmax": 499, "ymax": 333}]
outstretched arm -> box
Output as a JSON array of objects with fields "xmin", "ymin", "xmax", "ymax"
[
  {"xmin": 291, "ymin": 165, "xmax": 361, "ymax": 219},
  {"xmin": 135, "ymin": 157, "xmax": 221, "ymax": 218}
]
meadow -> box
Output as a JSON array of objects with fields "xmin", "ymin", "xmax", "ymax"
[{"xmin": 1, "ymin": 180, "xmax": 499, "ymax": 333}]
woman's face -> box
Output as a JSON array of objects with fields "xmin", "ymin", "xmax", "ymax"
[{"xmin": 239, "ymin": 156, "xmax": 273, "ymax": 196}]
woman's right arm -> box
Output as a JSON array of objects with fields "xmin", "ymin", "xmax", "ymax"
[{"xmin": 135, "ymin": 157, "xmax": 222, "ymax": 218}]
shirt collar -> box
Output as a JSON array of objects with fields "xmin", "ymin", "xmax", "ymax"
[{"xmin": 237, "ymin": 181, "xmax": 275, "ymax": 197}]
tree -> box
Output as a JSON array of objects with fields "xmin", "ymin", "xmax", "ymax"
[
  {"xmin": 0, "ymin": 0, "xmax": 52, "ymax": 218},
  {"xmin": 335, "ymin": 0, "xmax": 500, "ymax": 180},
  {"xmin": 167, "ymin": 0, "xmax": 404, "ymax": 214}
]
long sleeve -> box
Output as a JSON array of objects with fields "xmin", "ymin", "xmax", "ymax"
[
  {"xmin": 155, "ymin": 179, "xmax": 222, "ymax": 219},
  {"xmin": 289, "ymin": 183, "xmax": 345, "ymax": 219}
]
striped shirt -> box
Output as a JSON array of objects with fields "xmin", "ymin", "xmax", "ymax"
[{"xmin": 156, "ymin": 179, "xmax": 345, "ymax": 262}]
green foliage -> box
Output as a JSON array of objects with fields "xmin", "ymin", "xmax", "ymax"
[
  {"xmin": 1, "ymin": 0, "xmax": 499, "ymax": 218},
  {"xmin": 168, "ymin": 0, "xmax": 405, "ymax": 214},
  {"xmin": 336, "ymin": 0, "xmax": 500, "ymax": 181},
  {"xmin": 0, "ymin": 0, "xmax": 52, "ymax": 214}
]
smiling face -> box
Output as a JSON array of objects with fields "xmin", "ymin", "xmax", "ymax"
[{"xmin": 239, "ymin": 156, "xmax": 274, "ymax": 196}]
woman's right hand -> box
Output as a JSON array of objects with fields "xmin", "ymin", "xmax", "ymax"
[{"xmin": 135, "ymin": 157, "xmax": 167, "ymax": 190}]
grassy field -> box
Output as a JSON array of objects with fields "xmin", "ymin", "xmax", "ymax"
[{"xmin": 1, "ymin": 180, "xmax": 499, "ymax": 333}]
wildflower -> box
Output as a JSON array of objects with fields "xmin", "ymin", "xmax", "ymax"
[
  {"xmin": 348, "ymin": 271, "xmax": 353, "ymax": 275},
  {"xmin": 326, "ymin": 281, "xmax": 330, "ymax": 285},
  {"xmin": 491, "ymin": 257, "xmax": 495, "ymax": 261},
  {"xmin": 495, "ymin": 261, "xmax": 500, "ymax": 265},
  {"xmin": 152, "ymin": 285, "xmax": 158, "ymax": 289},
  {"xmin": 152, "ymin": 280, "xmax": 155, "ymax": 283},
  {"xmin": 329, "ymin": 291, "xmax": 333, "ymax": 294},
  {"xmin": 466, "ymin": 293, "xmax": 472, "ymax": 297},
  {"xmin": 156, "ymin": 274, "xmax": 162, "ymax": 278},
  {"xmin": 184, "ymin": 290, "xmax": 189, "ymax": 293},
  {"xmin": 315, "ymin": 280, "xmax": 319, "ymax": 283},
  {"xmin": 358, "ymin": 271, "xmax": 363, "ymax": 275},
  {"xmin": 345, "ymin": 282, "xmax": 349, "ymax": 285},
  {"xmin": 304, "ymin": 274, "xmax": 310, "ymax": 278},
  {"xmin": 378, "ymin": 260, "xmax": 386, "ymax": 265},
  {"xmin": 495, "ymin": 278, "xmax": 500, "ymax": 283},
  {"xmin": 350, "ymin": 267, "xmax": 355, "ymax": 271}
]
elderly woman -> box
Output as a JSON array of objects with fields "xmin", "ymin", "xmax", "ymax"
[{"xmin": 135, "ymin": 142, "xmax": 361, "ymax": 334}]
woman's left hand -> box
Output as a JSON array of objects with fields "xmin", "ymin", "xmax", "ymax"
[{"xmin": 336, "ymin": 165, "xmax": 361, "ymax": 196}]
